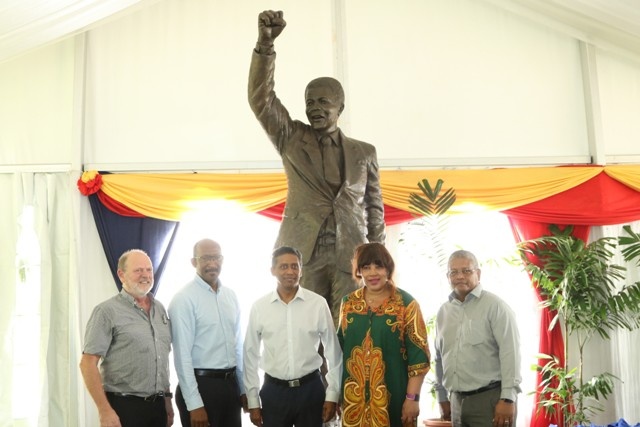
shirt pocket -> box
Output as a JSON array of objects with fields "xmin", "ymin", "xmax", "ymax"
[{"xmin": 466, "ymin": 320, "xmax": 489, "ymax": 346}]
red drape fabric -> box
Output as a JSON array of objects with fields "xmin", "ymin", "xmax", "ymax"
[
  {"xmin": 257, "ymin": 202, "xmax": 415, "ymax": 226},
  {"xmin": 97, "ymin": 190, "xmax": 144, "ymax": 217},
  {"xmin": 504, "ymin": 171, "xmax": 640, "ymax": 225}
]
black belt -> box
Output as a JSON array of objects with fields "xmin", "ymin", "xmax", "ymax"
[
  {"xmin": 106, "ymin": 391, "xmax": 168, "ymax": 402},
  {"xmin": 264, "ymin": 370, "xmax": 319, "ymax": 388},
  {"xmin": 455, "ymin": 381, "xmax": 501, "ymax": 397},
  {"xmin": 194, "ymin": 368, "xmax": 236, "ymax": 380}
]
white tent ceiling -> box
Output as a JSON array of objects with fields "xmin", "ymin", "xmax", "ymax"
[{"xmin": 2, "ymin": 0, "xmax": 640, "ymax": 65}]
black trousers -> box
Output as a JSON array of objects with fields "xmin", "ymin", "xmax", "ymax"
[
  {"xmin": 259, "ymin": 373, "xmax": 325, "ymax": 427},
  {"xmin": 106, "ymin": 393, "xmax": 167, "ymax": 427},
  {"xmin": 176, "ymin": 375, "xmax": 242, "ymax": 427}
]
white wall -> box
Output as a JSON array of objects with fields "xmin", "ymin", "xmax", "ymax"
[
  {"xmin": 2, "ymin": 0, "xmax": 640, "ymax": 171},
  {"xmin": 0, "ymin": 38, "xmax": 76, "ymax": 168}
]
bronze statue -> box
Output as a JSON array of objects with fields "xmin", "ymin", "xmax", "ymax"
[{"xmin": 249, "ymin": 10, "xmax": 386, "ymax": 324}]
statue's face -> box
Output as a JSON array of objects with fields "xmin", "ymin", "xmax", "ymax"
[{"xmin": 305, "ymin": 85, "xmax": 343, "ymax": 134}]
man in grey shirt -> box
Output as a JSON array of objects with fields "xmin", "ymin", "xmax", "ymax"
[
  {"xmin": 435, "ymin": 250, "xmax": 522, "ymax": 427},
  {"xmin": 80, "ymin": 249, "xmax": 173, "ymax": 427}
]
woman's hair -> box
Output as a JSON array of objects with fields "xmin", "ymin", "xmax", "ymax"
[{"xmin": 352, "ymin": 242, "xmax": 395, "ymax": 284}]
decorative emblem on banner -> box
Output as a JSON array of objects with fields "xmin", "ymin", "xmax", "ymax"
[{"xmin": 77, "ymin": 170, "xmax": 103, "ymax": 195}]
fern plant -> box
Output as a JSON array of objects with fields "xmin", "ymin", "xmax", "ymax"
[{"xmin": 517, "ymin": 224, "xmax": 640, "ymax": 427}]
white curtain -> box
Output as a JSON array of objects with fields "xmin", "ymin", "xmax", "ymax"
[
  {"xmin": 587, "ymin": 222, "xmax": 640, "ymax": 424},
  {"xmin": 0, "ymin": 172, "xmax": 82, "ymax": 427}
]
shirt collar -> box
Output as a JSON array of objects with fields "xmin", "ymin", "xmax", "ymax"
[
  {"xmin": 119, "ymin": 288, "xmax": 153, "ymax": 305},
  {"xmin": 269, "ymin": 286, "xmax": 306, "ymax": 303},
  {"xmin": 194, "ymin": 274, "xmax": 221, "ymax": 293},
  {"xmin": 448, "ymin": 283, "xmax": 484, "ymax": 303}
]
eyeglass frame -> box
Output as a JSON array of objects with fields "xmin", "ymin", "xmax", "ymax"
[
  {"xmin": 194, "ymin": 255, "xmax": 224, "ymax": 263},
  {"xmin": 446, "ymin": 268, "xmax": 478, "ymax": 278}
]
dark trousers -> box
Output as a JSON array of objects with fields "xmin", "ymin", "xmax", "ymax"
[
  {"xmin": 259, "ymin": 373, "xmax": 325, "ymax": 427},
  {"xmin": 176, "ymin": 376, "xmax": 242, "ymax": 427},
  {"xmin": 106, "ymin": 394, "xmax": 167, "ymax": 427}
]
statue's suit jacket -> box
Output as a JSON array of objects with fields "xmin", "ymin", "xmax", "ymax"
[{"xmin": 249, "ymin": 51, "xmax": 385, "ymax": 273}]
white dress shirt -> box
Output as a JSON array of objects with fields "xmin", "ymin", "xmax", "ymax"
[{"xmin": 243, "ymin": 286, "xmax": 342, "ymax": 409}]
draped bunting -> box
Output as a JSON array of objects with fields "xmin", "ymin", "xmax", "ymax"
[
  {"xmin": 81, "ymin": 164, "xmax": 640, "ymax": 427},
  {"xmin": 95, "ymin": 165, "xmax": 640, "ymax": 221},
  {"xmin": 257, "ymin": 202, "xmax": 416, "ymax": 226}
]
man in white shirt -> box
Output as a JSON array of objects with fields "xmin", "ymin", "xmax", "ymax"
[{"xmin": 243, "ymin": 246, "xmax": 343, "ymax": 427}]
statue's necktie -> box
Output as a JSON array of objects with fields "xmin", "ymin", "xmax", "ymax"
[{"xmin": 321, "ymin": 136, "xmax": 342, "ymax": 194}]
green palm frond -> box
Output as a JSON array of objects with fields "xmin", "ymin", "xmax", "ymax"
[
  {"xmin": 405, "ymin": 178, "xmax": 457, "ymax": 269},
  {"xmin": 619, "ymin": 225, "xmax": 640, "ymax": 264},
  {"xmin": 408, "ymin": 179, "xmax": 456, "ymax": 218},
  {"xmin": 517, "ymin": 224, "xmax": 640, "ymax": 427}
]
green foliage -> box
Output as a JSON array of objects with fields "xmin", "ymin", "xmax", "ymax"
[
  {"xmin": 619, "ymin": 225, "xmax": 640, "ymax": 265},
  {"xmin": 517, "ymin": 225, "xmax": 640, "ymax": 427},
  {"xmin": 535, "ymin": 355, "xmax": 616, "ymax": 427},
  {"xmin": 406, "ymin": 179, "xmax": 457, "ymax": 268}
]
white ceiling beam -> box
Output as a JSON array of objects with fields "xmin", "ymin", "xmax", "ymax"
[{"xmin": 579, "ymin": 41, "xmax": 606, "ymax": 165}]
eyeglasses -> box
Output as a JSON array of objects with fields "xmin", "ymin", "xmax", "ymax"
[
  {"xmin": 447, "ymin": 268, "xmax": 477, "ymax": 277},
  {"xmin": 195, "ymin": 255, "xmax": 224, "ymax": 263}
]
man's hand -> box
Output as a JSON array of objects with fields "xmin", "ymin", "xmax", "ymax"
[
  {"xmin": 322, "ymin": 401, "xmax": 337, "ymax": 422},
  {"xmin": 97, "ymin": 406, "xmax": 121, "ymax": 427},
  {"xmin": 493, "ymin": 399, "xmax": 516, "ymax": 427},
  {"xmin": 165, "ymin": 397, "xmax": 174, "ymax": 426},
  {"xmin": 439, "ymin": 401, "xmax": 452, "ymax": 421},
  {"xmin": 249, "ymin": 407, "xmax": 263, "ymax": 427},
  {"xmin": 257, "ymin": 10, "xmax": 286, "ymax": 44},
  {"xmin": 189, "ymin": 406, "xmax": 208, "ymax": 427},
  {"xmin": 240, "ymin": 394, "xmax": 249, "ymax": 413}
]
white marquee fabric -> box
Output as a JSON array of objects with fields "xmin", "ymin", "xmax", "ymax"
[{"xmin": 2, "ymin": 0, "xmax": 640, "ymax": 425}]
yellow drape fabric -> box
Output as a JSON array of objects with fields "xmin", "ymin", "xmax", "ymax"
[{"xmin": 99, "ymin": 165, "xmax": 640, "ymax": 221}]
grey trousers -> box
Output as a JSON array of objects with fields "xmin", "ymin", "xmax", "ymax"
[{"xmin": 450, "ymin": 387, "xmax": 517, "ymax": 427}]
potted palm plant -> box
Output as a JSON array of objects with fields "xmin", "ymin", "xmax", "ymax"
[{"xmin": 517, "ymin": 224, "xmax": 640, "ymax": 427}]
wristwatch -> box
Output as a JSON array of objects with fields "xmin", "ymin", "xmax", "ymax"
[{"xmin": 406, "ymin": 393, "xmax": 420, "ymax": 401}]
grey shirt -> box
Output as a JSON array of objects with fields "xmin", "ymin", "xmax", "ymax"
[
  {"xmin": 83, "ymin": 290, "xmax": 172, "ymax": 396},
  {"xmin": 434, "ymin": 284, "xmax": 522, "ymax": 402}
]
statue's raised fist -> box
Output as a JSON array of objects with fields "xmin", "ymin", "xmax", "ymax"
[{"xmin": 258, "ymin": 10, "xmax": 286, "ymax": 42}]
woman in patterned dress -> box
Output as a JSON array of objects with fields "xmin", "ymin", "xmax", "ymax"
[{"xmin": 338, "ymin": 243, "xmax": 431, "ymax": 427}]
